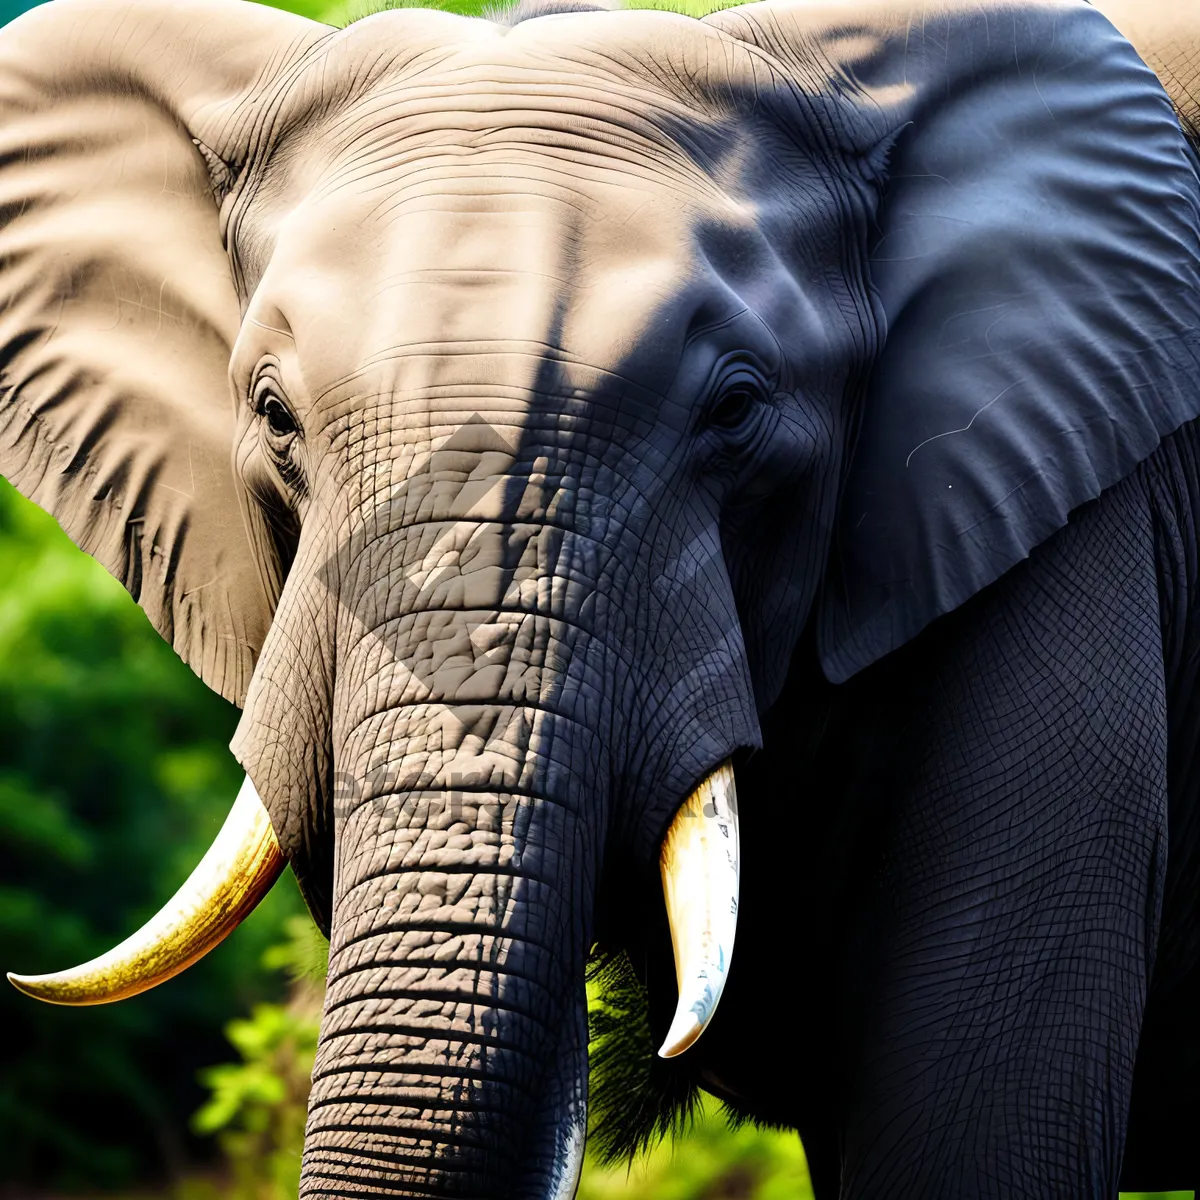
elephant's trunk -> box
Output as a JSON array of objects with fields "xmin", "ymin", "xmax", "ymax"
[
  {"xmin": 229, "ymin": 390, "xmax": 624, "ymax": 1193},
  {"xmin": 302, "ymin": 757, "xmax": 594, "ymax": 1197},
  {"xmin": 301, "ymin": 471, "xmax": 608, "ymax": 1192},
  {"xmin": 229, "ymin": 374, "xmax": 757, "ymax": 1192}
]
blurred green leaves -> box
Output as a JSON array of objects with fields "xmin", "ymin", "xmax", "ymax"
[
  {"xmin": 188, "ymin": 920, "xmax": 326, "ymax": 1199},
  {"xmin": 195, "ymin": 1007, "xmax": 318, "ymax": 1137},
  {"xmin": 578, "ymin": 1107, "xmax": 814, "ymax": 1200},
  {"xmin": 0, "ymin": 479, "xmax": 308, "ymax": 1190},
  {"xmin": 192, "ymin": 1004, "xmax": 318, "ymax": 1200}
]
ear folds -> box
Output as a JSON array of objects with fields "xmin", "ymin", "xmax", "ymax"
[
  {"xmin": 0, "ymin": 0, "xmax": 328, "ymax": 705},
  {"xmin": 1093, "ymin": 0, "xmax": 1200, "ymax": 142},
  {"xmin": 708, "ymin": 0, "xmax": 1200, "ymax": 684}
]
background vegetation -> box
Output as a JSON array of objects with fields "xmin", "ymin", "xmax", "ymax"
[{"xmin": 0, "ymin": 0, "xmax": 1191, "ymax": 1196}]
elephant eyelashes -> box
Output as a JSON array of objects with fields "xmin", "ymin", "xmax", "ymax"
[
  {"xmin": 704, "ymin": 361, "xmax": 771, "ymax": 437},
  {"xmin": 249, "ymin": 372, "xmax": 307, "ymax": 499}
]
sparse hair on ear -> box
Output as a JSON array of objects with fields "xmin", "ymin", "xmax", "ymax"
[
  {"xmin": 487, "ymin": 0, "xmax": 607, "ymax": 24},
  {"xmin": 331, "ymin": 0, "xmax": 732, "ymax": 28},
  {"xmin": 331, "ymin": 0, "xmax": 605, "ymax": 27}
]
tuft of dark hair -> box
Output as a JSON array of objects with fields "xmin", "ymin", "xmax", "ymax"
[{"xmin": 585, "ymin": 946, "xmax": 703, "ymax": 1165}]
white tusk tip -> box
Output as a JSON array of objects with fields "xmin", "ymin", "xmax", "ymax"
[
  {"xmin": 658, "ymin": 760, "xmax": 740, "ymax": 1060},
  {"xmin": 657, "ymin": 1010, "xmax": 703, "ymax": 1059},
  {"xmin": 6, "ymin": 970, "xmax": 73, "ymax": 1006}
]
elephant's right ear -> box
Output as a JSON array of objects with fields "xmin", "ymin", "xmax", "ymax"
[{"xmin": 0, "ymin": 0, "xmax": 329, "ymax": 705}]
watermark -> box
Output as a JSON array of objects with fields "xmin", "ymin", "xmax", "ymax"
[
  {"xmin": 332, "ymin": 764, "xmax": 727, "ymax": 825},
  {"xmin": 318, "ymin": 411, "xmax": 752, "ymax": 827},
  {"xmin": 333, "ymin": 767, "xmax": 516, "ymax": 827}
]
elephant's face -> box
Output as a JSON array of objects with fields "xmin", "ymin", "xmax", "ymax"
[
  {"xmin": 229, "ymin": 10, "xmax": 866, "ymax": 715},
  {"xmin": 231, "ymin": 12, "xmax": 864, "ymax": 788},
  {"xmin": 5, "ymin": 0, "xmax": 1199, "ymax": 1194},
  {"xmin": 221, "ymin": 28, "xmax": 868, "ymax": 1189}
]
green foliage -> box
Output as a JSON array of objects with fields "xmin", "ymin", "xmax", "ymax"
[
  {"xmin": 260, "ymin": 915, "xmax": 333, "ymax": 987},
  {"xmin": 579, "ymin": 1101, "xmax": 813, "ymax": 1200},
  {"xmin": 194, "ymin": 1006, "xmax": 319, "ymax": 1139},
  {"xmin": 0, "ymin": 479, "xmax": 308, "ymax": 1190},
  {"xmin": 188, "ymin": 919, "xmax": 327, "ymax": 1199},
  {"xmin": 319, "ymin": 0, "xmax": 500, "ymax": 24},
  {"xmin": 192, "ymin": 1004, "xmax": 319, "ymax": 1199}
]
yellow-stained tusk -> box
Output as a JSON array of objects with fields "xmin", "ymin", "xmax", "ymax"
[
  {"xmin": 657, "ymin": 760, "xmax": 739, "ymax": 1059},
  {"xmin": 8, "ymin": 776, "xmax": 283, "ymax": 1006}
]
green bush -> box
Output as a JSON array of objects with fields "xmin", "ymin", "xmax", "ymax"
[
  {"xmin": 188, "ymin": 919, "xmax": 326, "ymax": 1199},
  {"xmin": 578, "ymin": 1106, "xmax": 813, "ymax": 1200},
  {"xmin": 192, "ymin": 1004, "xmax": 318, "ymax": 1199}
]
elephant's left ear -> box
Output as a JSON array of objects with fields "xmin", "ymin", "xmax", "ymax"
[{"xmin": 707, "ymin": 0, "xmax": 1200, "ymax": 683}]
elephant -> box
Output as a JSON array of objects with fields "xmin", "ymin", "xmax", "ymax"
[{"xmin": 3, "ymin": 0, "xmax": 1200, "ymax": 1193}]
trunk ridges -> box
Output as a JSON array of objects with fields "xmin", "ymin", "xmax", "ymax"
[{"xmin": 281, "ymin": 351, "xmax": 756, "ymax": 1194}]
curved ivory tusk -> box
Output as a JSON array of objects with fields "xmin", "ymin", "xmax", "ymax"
[
  {"xmin": 657, "ymin": 760, "xmax": 739, "ymax": 1059},
  {"xmin": 8, "ymin": 776, "xmax": 283, "ymax": 1006}
]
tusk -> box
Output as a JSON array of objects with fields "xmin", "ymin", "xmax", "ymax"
[
  {"xmin": 547, "ymin": 1110, "xmax": 587, "ymax": 1200},
  {"xmin": 657, "ymin": 760, "xmax": 739, "ymax": 1059},
  {"xmin": 8, "ymin": 776, "xmax": 283, "ymax": 1006}
]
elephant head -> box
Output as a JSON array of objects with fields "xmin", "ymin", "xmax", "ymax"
[{"xmin": 3, "ymin": 0, "xmax": 1200, "ymax": 1194}]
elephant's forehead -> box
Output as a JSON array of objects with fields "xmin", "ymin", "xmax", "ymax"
[
  {"xmin": 278, "ymin": 8, "xmax": 751, "ymax": 190},
  {"xmin": 249, "ymin": 11, "xmax": 796, "ymax": 414},
  {"xmin": 275, "ymin": 181, "xmax": 714, "ymax": 412},
  {"xmin": 306, "ymin": 66, "xmax": 731, "ymax": 195}
]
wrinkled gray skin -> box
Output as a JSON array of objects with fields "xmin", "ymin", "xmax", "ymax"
[
  {"xmin": 2, "ymin": 0, "xmax": 1200, "ymax": 1194},
  {"xmin": 230, "ymin": 12, "xmax": 835, "ymax": 1189}
]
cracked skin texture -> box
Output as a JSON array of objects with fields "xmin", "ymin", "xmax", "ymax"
[{"xmin": 2, "ymin": 0, "xmax": 1200, "ymax": 1193}]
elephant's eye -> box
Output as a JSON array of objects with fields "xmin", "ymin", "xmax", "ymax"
[
  {"xmin": 708, "ymin": 386, "xmax": 758, "ymax": 431},
  {"xmin": 263, "ymin": 396, "xmax": 298, "ymax": 440},
  {"xmin": 253, "ymin": 374, "xmax": 301, "ymax": 454},
  {"xmin": 703, "ymin": 355, "xmax": 772, "ymax": 437}
]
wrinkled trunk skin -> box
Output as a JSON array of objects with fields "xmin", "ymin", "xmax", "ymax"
[
  {"xmin": 306, "ymin": 751, "xmax": 593, "ymax": 1195},
  {"xmin": 298, "ymin": 421, "xmax": 609, "ymax": 1195}
]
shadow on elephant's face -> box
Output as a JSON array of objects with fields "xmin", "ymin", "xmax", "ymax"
[
  {"xmin": 7, "ymin": 0, "xmax": 1200, "ymax": 1190},
  {"xmin": 222, "ymin": 52, "xmax": 872, "ymax": 892}
]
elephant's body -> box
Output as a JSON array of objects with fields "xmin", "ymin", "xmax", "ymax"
[
  {"xmin": 6, "ymin": 0, "xmax": 1200, "ymax": 1194},
  {"xmin": 698, "ymin": 415, "xmax": 1200, "ymax": 1195}
]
